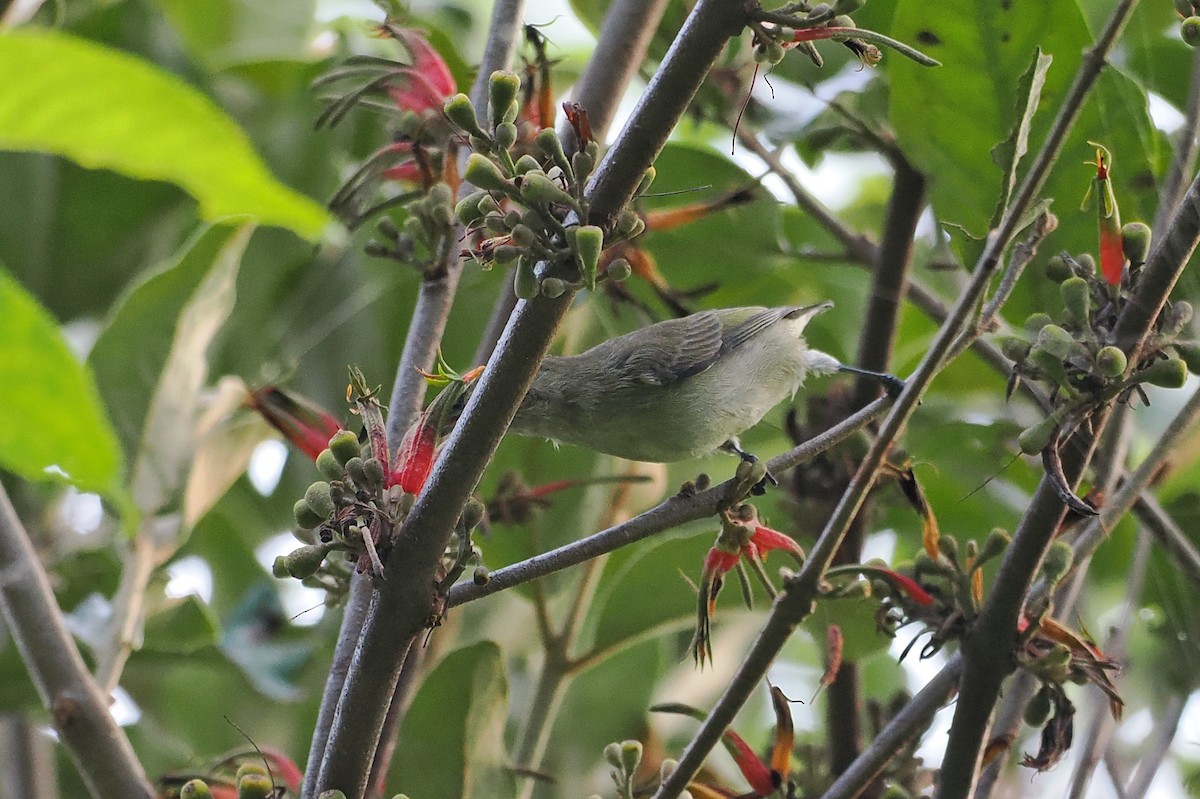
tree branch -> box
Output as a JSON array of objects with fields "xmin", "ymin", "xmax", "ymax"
[{"xmin": 0, "ymin": 482, "xmax": 155, "ymax": 799}]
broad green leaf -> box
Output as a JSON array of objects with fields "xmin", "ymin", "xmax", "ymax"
[
  {"xmin": 889, "ymin": 0, "xmax": 1091, "ymax": 236},
  {"xmin": 0, "ymin": 30, "xmax": 329, "ymax": 238},
  {"xmin": 0, "ymin": 268, "xmax": 126, "ymax": 498},
  {"xmin": 143, "ymin": 594, "xmax": 221, "ymax": 654},
  {"xmin": 90, "ymin": 222, "xmax": 253, "ymax": 518},
  {"xmin": 392, "ymin": 641, "xmax": 512, "ymax": 799}
]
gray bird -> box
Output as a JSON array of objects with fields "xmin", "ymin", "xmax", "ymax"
[{"xmin": 506, "ymin": 304, "xmax": 901, "ymax": 463}]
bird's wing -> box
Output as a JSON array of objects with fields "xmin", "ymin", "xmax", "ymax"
[
  {"xmin": 619, "ymin": 311, "xmax": 725, "ymax": 386},
  {"xmin": 720, "ymin": 306, "xmax": 804, "ymax": 352}
]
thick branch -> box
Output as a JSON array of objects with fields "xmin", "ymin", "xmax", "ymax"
[{"xmin": 0, "ymin": 483, "xmax": 155, "ymax": 799}]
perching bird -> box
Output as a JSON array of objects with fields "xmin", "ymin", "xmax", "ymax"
[{"xmin": 506, "ymin": 304, "xmax": 901, "ymax": 463}]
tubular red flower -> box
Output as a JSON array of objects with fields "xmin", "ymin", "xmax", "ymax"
[
  {"xmin": 390, "ymin": 412, "xmax": 438, "ymax": 494},
  {"xmin": 748, "ymin": 524, "xmax": 805, "ymax": 560},
  {"xmin": 876, "ymin": 568, "xmax": 935, "ymax": 607},
  {"xmin": 246, "ymin": 386, "xmax": 342, "ymax": 461},
  {"xmin": 721, "ymin": 729, "xmax": 777, "ymax": 797},
  {"xmin": 392, "ymin": 28, "xmax": 455, "ymax": 100}
]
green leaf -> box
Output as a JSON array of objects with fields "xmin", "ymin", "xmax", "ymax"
[
  {"xmin": 888, "ymin": 0, "xmax": 1091, "ymax": 235},
  {"xmin": 90, "ymin": 222, "xmax": 254, "ymax": 518},
  {"xmin": 143, "ymin": 594, "xmax": 221, "ymax": 654},
  {"xmin": 392, "ymin": 641, "xmax": 512, "ymax": 799},
  {"xmin": 0, "ymin": 30, "xmax": 329, "ymax": 239},
  {"xmin": 0, "ymin": 268, "xmax": 126, "ymax": 498},
  {"xmin": 991, "ymin": 48, "xmax": 1054, "ymax": 222}
]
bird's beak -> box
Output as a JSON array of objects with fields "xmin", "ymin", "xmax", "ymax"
[{"xmin": 788, "ymin": 300, "xmax": 834, "ymax": 321}]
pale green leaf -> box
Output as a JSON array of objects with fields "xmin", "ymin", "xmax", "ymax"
[{"xmin": 0, "ymin": 30, "xmax": 330, "ymax": 238}]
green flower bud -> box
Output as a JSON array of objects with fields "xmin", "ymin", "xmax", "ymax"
[
  {"xmin": 236, "ymin": 771, "xmax": 274, "ymax": 799},
  {"xmin": 293, "ymin": 498, "xmax": 324, "ymax": 530},
  {"xmin": 1166, "ymin": 300, "xmax": 1194, "ymax": 334},
  {"xmin": 535, "ymin": 128, "xmax": 572, "ymax": 175},
  {"xmin": 937, "ymin": 534, "xmax": 959, "ymax": 565},
  {"xmin": 1035, "ymin": 324, "xmax": 1085, "ymax": 361},
  {"xmin": 363, "ymin": 457, "xmax": 385, "ymax": 489},
  {"xmin": 998, "ymin": 334, "xmax": 1031, "ymax": 364},
  {"xmin": 1094, "ymin": 346, "xmax": 1127, "ymax": 378},
  {"xmin": 461, "ymin": 497, "xmax": 486, "ymax": 530},
  {"xmin": 345, "ymin": 456, "xmax": 368, "ymax": 488},
  {"xmin": 316, "ymin": 449, "xmax": 344, "ymax": 482},
  {"xmin": 453, "ymin": 192, "xmax": 485, "ymax": 226},
  {"xmin": 572, "ymin": 150, "xmax": 595, "ymax": 184},
  {"xmin": 573, "ymin": 225, "xmax": 605, "ymax": 288},
  {"xmin": 180, "ymin": 779, "xmax": 213, "ymax": 799},
  {"xmin": 492, "ymin": 245, "xmax": 521, "ymax": 264},
  {"xmin": 520, "ymin": 172, "xmax": 577, "ymax": 208},
  {"xmin": 1139, "ymin": 358, "xmax": 1189, "ymax": 388},
  {"xmin": 305, "ymin": 481, "xmax": 335, "ymax": 519},
  {"xmin": 477, "ymin": 194, "xmax": 502, "ymax": 216},
  {"xmin": 1024, "ymin": 313, "xmax": 1054, "ymax": 336},
  {"xmin": 1044, "ymin": 254, "xmax": 1073, "ymax": 283},
  {"xmin": 1041, "ymin": 540, "xmax": 1074, "ymax": 584},
  {"xmin": 494, "ymin": 121, "xmax": 518, "ymax": 151},
  {"xmin": 1018, "ymin": 417, "xmax": 1057, "ymax": 456},
  {"xmin": 1175, "ymin": 342, "xmax": 1200, "ymax": 374},
  {"xmin": 635, "ymin": 166, "xmax": 657, "ymax": 198},
  {"xmin": 514, "ymin": 154, "xmax": 542, "ymax": 175},
  {"xmin": 285, "ymin": 544, "xmax": 330, "ymax": 580},
  {"xmin": 428, "ymin": 182, "xmax": 453, "ymax": 210},
  {"xmin": 488, "ymin": 71, "xmax": 522, "ymax": 129},
  {"xmin": 514, "ymin": 256, "xmax": 539, "ymax": 300},
  {"xmin": 236, "ymin": 764, "xmax": 269, "ymax": 782},
  {"xmin": 1023, "ymin": 686, "xmax": 1053, "ymax": 727},
  {"xmin": 510, "ymin": 224, "xmax": 539, "ymax": 248},
  {"xmin": 540, "ymin": 277, "xmax": 568, "ymax": 298},
  {"xmin": 1183, "ymin": 16, "xmax": 1200, "ymax": 47},
  {"xmin": 1060, "ymin": 277, "xmax": 1091, "ymax": 325},
  {"xmin": 979, "ymin": 528, "xmax": 1011, "ymax": 563},
  {"xmin": 329, "ymin": 429, "xmax": 361, "ymax": 467},
  {"xmin": 443, "ymin": 93, "xmax": 485, "ymax": 137},
  {"xmin": 620, "ymin": 740, "xmax": 644, "ymax": 775},
  {"xmin": 606, "ymin": 258, "xmax": 632, "ymax": 282},
  {"xmin": 473, "ymin": 566, "xmax": 490, "ymax": 585},
  {"xmin": 604, "ymin": 742, "xmax": 623, "ymax": 770},
  {"xmin": 1075, "ymin": 253, "xmax": 1096, "ymax": 275},
  {"xmin": 1121, "ymin": 221, "xmax": 1152, "ymax": 265},
  {"xmin": 464, "ymin": 153, "xmax": 510, "ymax": 193}
]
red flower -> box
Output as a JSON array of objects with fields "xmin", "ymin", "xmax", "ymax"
[
  {"xmin": 692, "ymin": 513, "xmax": 805, "ymax": 667},
  {"xmin": 379, "ymin": 25, "xmax": 456, "ymax": 114},
  {"xmin": 389, "ymin": 410, "xmax": 438, "ymax": 494},
  {"xmin": 872, "ymin": 566, "xmax": 936, "ymax": 608},
  {"xmin": 246, "ymin": 386, "xmax": 342, "ymax": 461}
]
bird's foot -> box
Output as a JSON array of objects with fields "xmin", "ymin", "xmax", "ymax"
[{"xmin": 720, "ymin": 439, "xmax": 776, "ymax": 498}]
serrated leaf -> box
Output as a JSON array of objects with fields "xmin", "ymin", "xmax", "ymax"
[
  {"xmin": 0, "ymin": 268, "xmax": 127, "ymax": 501},
  {"xmin": 90, "ymin": 223, "xmax": 253, "ymax": 520},
  {"xmin": 0, "ymin": 30, "xmax": 329, "ymax": 238},
  {"xmin": 991, "ymin": 48, "xmax": 1053, "ymax": 223}
]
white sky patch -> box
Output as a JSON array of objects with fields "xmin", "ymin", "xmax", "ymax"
[
  {"xmin": 248, "ymin": 439, "xmax": 288, "ymax": 497},
  {"xmin": 165, "ymin": 556, "xmax": 214, "ymax": 603},
  {"xmin": 110, "ymin": 686, "xmax": 141, "ymax": 727},
  {"xmin": 1148, "ymin": 91, "xmax": 1185, "ymax": 135},
  {"xmin": 54, "ymin": 488, "xmax": 104, "ymax": 535},
  {"xmin": 256, "ymin": 532, "xmax": 327, "ymax": 627}
]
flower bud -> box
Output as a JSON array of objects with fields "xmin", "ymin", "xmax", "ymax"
[
  {"xmin": 619, "ymin": 740, "xmax": 644, "ymax": 775},
  {"xmin": 180, "ymin": 780, "xmax": 212, "ymax": 799},
  {"xmin": 1121, "ymin": 221, "xmax": 1152, "ymax": 265},
  {"xmin": 494, "ymin": 121, "xmax": 518, "ymax": 151},
  {"xmin": 1139, "ymin": 357, "xmax": 1189, "ymax": 388},
  {"xmin": 573, "ymin": 225, "xmax": 605, "ymax": 287},
  {"xmin": 540, "ymin": 277, "xmax": 568, "ymax": 298},
  {"xmin": 1023, "ymin": 312, "xmax": 1053, "ymax": 336},
  {"xmin": 514, "ymin": 154, "xmax": 542, "ymax": 175},
  {"xmin": 520, "ymin": 172, "xmax": 577, "ymax": 208},
  {"xmin": 1166, "ymin": 300, "xmax": 1194, "ymax": 334},
  {"xmin": 328, "ymin": 429, "xmax": 361, "ymax": 467},
  {"xmin": 443, "ymin": 93, "xmax": 485, "ymax": 137},
  {"xmin": 1023, "ymin": 686, "xmax": 1053, "ymax": 727},
  {"xmin": 473, "ymin": 566, "xmax": 490, "ymax": 585},
  {"xmin": 488, "ymin": 71, "xmax": 522, "ymax": 129},
  {"xmin": 285, "ymin": 544, "xmax": 330, "ymax": 580},
  {"xmin": 514, "ymin": 256, "xmax": 539, "ymax": 300},
  {"xmin": 1041, "ymin": 540, "xmax": 1074, "ymax": 583},
  {"xmin": 1075, "ymin": 253, "xmax": 1097, "ymax": 275},
  {"xmin": 1044, "ymin": 254, "xmax": 1073, "ymax": 283},
  {"xmin": 305, "ymin": 481, "xmax": 335, "ymax": 518},
  {"xmin": 937, "ymin": 534, "xmax": 959, "ymax": 565},
  {"xmin": 1028, "ymin": 346, "xmax": 1069, "ymax": 384},
  {"xmin": 604, "ymin": 742, "xmax": 623, "ymax": 770},
  {"xmin": 236, "ymin": 771, "xmax": 274, "ymax": 799},
  {"xmin": 363, "ymin": 457, "xmax": 385, "ymax": 489},
  {"xmin": 1036, "ymin": 324, "xmax": 1085, "ymax": 360},
  {"xmin": 606, "ymin": 258, "xmax": 632, "ymax": 282},
  {"xmin": 1094, "ymin": 346, "xmax": 1127, "ymax": 378},
  {"xmin": 1060, "ymin": 277, "xmax": 1090, "ymax": 325},
  {"xmin": 464, "ymin": 153, "xmax": 510, "ymax": 192},
  {"xmin": 1018, "ymin": 417, "xmax": 1056, "ymax": 456},
  {"xmin": 491, "ymin": 245, "xmax": 520, "ymax": 265},
  {"xmin": 293, "ymin": 498, "xmax": 324, "ymax": 530},
  {"xmin": 635, "ymin": 166, "xmax": 657, "ymax": 198},
  {"xmin": 345, "ymin": 456, "xmax": 368, "ymax": 488},
  {"xmin": 979, "ymin": 528, "xmax": 1011, "ymax": 563},
  {"xmin": 1183, "ymin": 16, "xmax": 1200, "ymax": 46},
  {"xmin": 316, "ymin": 448, "xmax": 344, "ymax": 482},
  {"xmin": 998, "ymin": 334, "xmax": 1031, "ymax": 364},
  {"xmin": 535, "ymin": 128, "xmax": 572, "ymax": 175},
  {"xmin": 572, "ymin": 150, "xmax": 595, "ymax": 184},
  {"xmin": 461, "ymin": 497, "xmax": 486, "ymax": 530}
]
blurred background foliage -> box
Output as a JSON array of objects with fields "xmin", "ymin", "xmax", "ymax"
[{"xmin": 1, "ymin": 0, "xmax": 1199, "ymax": 797}]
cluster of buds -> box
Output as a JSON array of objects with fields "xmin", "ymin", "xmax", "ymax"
[
  {"xmin": 1176, "ymin": 0, "xmax": 1200, "ymax": 46},
  {"xmin": 601, "ymin": 740, "xmax": 646, "ymax": 799},
  {"xmin": 158, "ymin": 754, "xmax": 301, "ymax": 799},
  {"xmin": 748, "ymin": 0, "xmax": 938, "ymax": 70},
  {"xmin": 448, "ymin": 73, "xmax": 647, "ymax": 298},
  {"xmin": 257, "ymin": 366, "xmax": 484, "ymax": 599}
]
